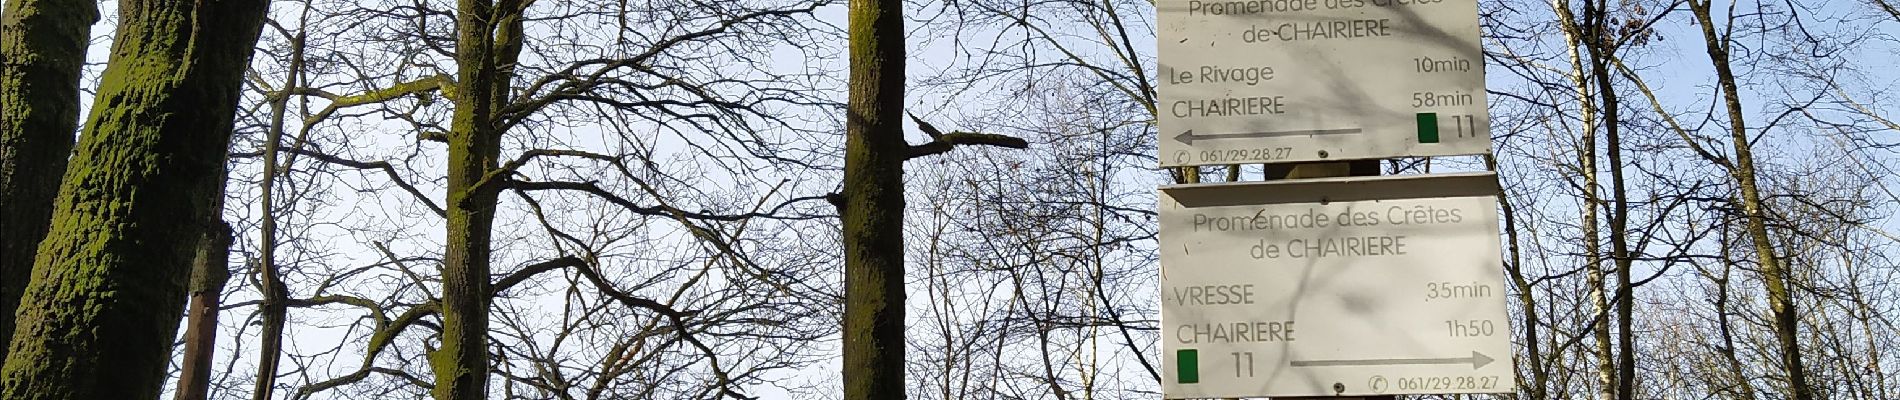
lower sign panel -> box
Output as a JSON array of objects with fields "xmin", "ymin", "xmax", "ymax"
[{"xmin": 1159, "ymin": 173, "xmax": 1516, "ymax": 398}]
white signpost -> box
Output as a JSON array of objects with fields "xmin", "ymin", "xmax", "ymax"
[
  {"xmin": 1157, "ymin": 0, "xmax": 1491, "ymax": 167},
  {"xmin": 1159, "ymin": 172, "xmax": 1515, "ymax": 398}
]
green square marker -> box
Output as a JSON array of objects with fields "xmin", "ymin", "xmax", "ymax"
[
  {"xmin": 1417, "ymin": 112, "xmax": 1440, "ymax": 143},
  {"xmin": 1176, "ymin": 349, "xmax": 1199, "ymax": 384}
]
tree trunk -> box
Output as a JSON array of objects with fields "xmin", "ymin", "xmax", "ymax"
[
  {"xmin": 1713, "ymin": 230, "xmax": 1760, "ymax": 399},
  {"xmin": 1579, "ymin": 1, "xmax": 1638, "ymax": 395},
  {"xmin": 433, "ymin": 95, "xmax": 501, "ymax": 400},
  {"xmin": 841, "ymin": 0, "xmax": 908, "ymax": 398},
  {"xmin": 1551, "ymin": 1, "xmax": 1615, "ymax": 396},
  {"xmin": 0, "ymin": 0, "xmax": 97, "ymax": 362},
  {"xmin": 176, "ymin": 137, "xmax": 236, "ymax": 400},
  {"xmin": 252, "ymin": 30, "xmax": 304, "ymax": 400},
  {"xmin": 0, "ymin": 0, "xmax": 268, "ymax": 397},
  {"xmin": 428, "ymin": 0, "xmax": 523, "ymax": 398},
  {"xmin": 1494, "ymin": 155, "xmax": 1547, "ymax": 400},
  {"xmin": 1688, "ymin": 1, "xmax": 1812, "ymax": 398},
  {"xmin": 174, "ymin": 223, "xmax": 233, "ymax": 400}
]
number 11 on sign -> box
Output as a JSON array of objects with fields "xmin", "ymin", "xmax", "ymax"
[
  {"xmin": 1416, "ymin": 113, "xmax": 1481, "ymax": 144},
  {"xmin": 1232, "ymin": 352, "xmax": 1254, "ymax": 377}
]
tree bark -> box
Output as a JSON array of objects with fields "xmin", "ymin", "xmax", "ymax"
[
  {"xmin": 1712, "ymin": 232, "xmax": 1760, "ymax": 399},
  {"xmin": 1688, "ymin": 1, "xmax": 1813, "ymax": 398},
  {"xmin": 1551, "ymin": 1, "xmax": 1615, "ymax": 396},
  {"xmin": 841, "ymin": 0, "xmax": 908, "ymax": 398},
  {"xmin": 1578, "ymin": 1, "xmax": 1638, "ymax": 395},
  {"xmin": 251, "ymin": 31, "xmax": 303, "ymax": 400},
  {"xmin": 428, "ymin": 0, "xmax": 523, "ymax": 398},
  {"xmin": 174, "ymin": 223, "xmax": 233, "ymax": 400},
  {"xmin": 0, "ymin": 0, "xmax": 97, "ymax": 362},
  {"xmin": 0, "ymin": 0, "xmax": 268, "ymax": 397}
]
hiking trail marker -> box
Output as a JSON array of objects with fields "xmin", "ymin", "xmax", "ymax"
[
  {"xmin": 1157, "ymin": 0, "xmax": 1492, "ymax": 167},
  {"xmin": 1159, "ymin": 173, "xmax": 1516, "ymax": 398}
]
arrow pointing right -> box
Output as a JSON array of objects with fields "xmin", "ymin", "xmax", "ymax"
[
  {"xmin": 1290, "ymin": 351, "xmax": 1495, "ymax": 369},
  {"xmin": 1173, "ymin": 128, "xmax": 1362, "ymax": 145}
]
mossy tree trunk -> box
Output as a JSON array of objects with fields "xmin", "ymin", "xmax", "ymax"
[
  {"xmin": 842, "ymin": 0, "xmax": 907, "ymax": 398},
  {"xmin": 1688, "ymin": 0, "xmax": 1812, "ymax": 397},
  {"xmin": 0, "ymin": 0, "xmax": 268, "ymax": 397},
  {"xmin": 429, "ymin": 0, "xmax": 524, "ymax": 398},
  {"xmin": 836, "ymin": 4, "xmax": 1029, "ymax": 397},
  {"xmin": 0, "ymin": 0, "xmax": 98, "ymax": 362}
]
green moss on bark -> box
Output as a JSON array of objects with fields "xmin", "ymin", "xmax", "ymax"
[
  {"xmin": 0, "ymin": 0, "xmax": 98, "ymax": 362},
  {"xmin": 426, "ymin": 0, "xmax": 519, "ymax": 398},
  {"xmin": 840, "ymin": 0, "xmax": 908, "ymax": 398},
  {"xmin": 0, "ymin": 0, "xmax": 268, "ymax": 397}
]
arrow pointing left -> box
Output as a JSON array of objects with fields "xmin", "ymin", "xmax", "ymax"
[{"xmin": 1173, "ymin": 128, "xmax": 1361, "ymax": 145}]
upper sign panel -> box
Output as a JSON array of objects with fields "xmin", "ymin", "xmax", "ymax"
[{"xmin": 1157, "ymin": 0, "xmax": 1491, "ymax": 167}]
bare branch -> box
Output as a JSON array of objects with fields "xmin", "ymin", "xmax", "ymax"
[
  {"xmin": 907, "ymin": 132, "xmax": 1030, "ymax": 160},
  {"xmin": 231, "ymin": 147, "xmax": 447, "ymax": 217}
]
